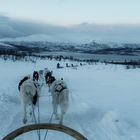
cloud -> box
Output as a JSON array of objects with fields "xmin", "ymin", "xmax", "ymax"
[
  {"xmin": 0, "ymin": 16, "xmax": 24, "ymax": 38},
  {"xmin": 0, "ymin": 15, "xmax": 67, "ymax": 38},
  {"xmin": 0, "ymin": 12, "xmax": 8, "ymax": 16},
  {"xmin": 0, "ymin": 15, "xmax": 140, "ymax": 43}
]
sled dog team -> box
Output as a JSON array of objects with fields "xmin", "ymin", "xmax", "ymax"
[{"xmin": 18, "ymin": 68, "xmax": 69, "ymax": 124}]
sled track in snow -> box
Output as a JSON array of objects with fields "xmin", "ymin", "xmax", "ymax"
[{"xmin": 2, "ymin": 123, "xmax": 87, "ymax": 140}]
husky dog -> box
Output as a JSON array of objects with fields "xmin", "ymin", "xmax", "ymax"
[
  {"xmin": 38, "ymin": 70, "xmax": 45, "ymax": 87},
  {"xmin": 33, "ymin": 70, "xmax": 44, "ymax": 95},
  {"xmin": 46, "ymin": 74, "xmax": 69, "ymax": 124},
  {"xmin": 44, "ymin": 68, "xmax": 50, "ymax": 77},
  {"xmin": 33, "ymin": 71, "xmax": 39, "ymax": 81},
  {"xmin": 19, "ymin": 79, "xmax": 38, "ymax": 124}
]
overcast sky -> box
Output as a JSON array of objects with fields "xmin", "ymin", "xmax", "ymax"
[{"xmin": 0, "ymin": 0, "xmax": 140, "ymax": 25}]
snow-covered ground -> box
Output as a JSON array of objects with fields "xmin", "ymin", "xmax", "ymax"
[{"xmin": 0, "ymin": 59, "xmax": 140, "ymax": 140}]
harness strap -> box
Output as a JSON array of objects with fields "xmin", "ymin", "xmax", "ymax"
[
  {"xmin": 55, "ymin": 83, "xmax": 66, "ymax": 93},
  {"xmin": 55, "ymin": 86, "xmax": 66, "ymax": 93},
  {"xmin": 34, "ymin": 83, "xmax": 38, "ymax": 89}
]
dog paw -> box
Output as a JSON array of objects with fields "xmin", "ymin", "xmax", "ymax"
[{"xmin": 23, "ymin": 118, "xmax": 27, "ymax": 124}]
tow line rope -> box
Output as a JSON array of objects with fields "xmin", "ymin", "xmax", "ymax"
[
  {"xmin": 32, "ymin": 94, "xmax": 41, "ymax": 140},
  {"xmin": 32, "ymin": 84, "xmax": 53, "ymax": 140},
  {"xmin": 43, "ymin": 112, "xmax": 54, "ymax": 140}
]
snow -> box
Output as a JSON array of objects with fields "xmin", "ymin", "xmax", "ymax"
[
  {"xmin": 0, "ymin": 59, "xmax": 140, "ymax": 140},
  {"xmin": 0, "ymin": 33, "xmax": 93, "ymax": 44},
  {"xmin": 0, "ymin": 42, "xmax": 14, "ymax": 49}
]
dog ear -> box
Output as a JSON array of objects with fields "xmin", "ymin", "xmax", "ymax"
[{"xmin": 51, "ymin": 71, "xmax": 53, "ymax": 74}]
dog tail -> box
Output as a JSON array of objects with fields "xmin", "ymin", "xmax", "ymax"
[
  {"xmin": 32, "ymin": 91, "xmax": 38, "ymax": 105},
  {"xmin": 18, "ymin": 76, "xmax": 29, "ymax": 91}
]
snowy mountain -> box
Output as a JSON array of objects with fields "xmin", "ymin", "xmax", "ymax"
[
  {"xmin": 0, "ymin": 42, "xmax": 15, "ymax": 49},
  {"xmin": 1, "ymin": 16, "xmax": 140, "ymax": 58},
  {"xmin": 0, "ymin": 40, "xmax": 140, "ymax": 59}
]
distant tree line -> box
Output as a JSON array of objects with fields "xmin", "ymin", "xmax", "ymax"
[
  {"xmin": 104, "ymin": 59, "xmax": 140, "ymax": 69},
  {"xmin": 0, "ymin": 49, "xmax": 100, "ymax": 64},
  {"xmin": 2, "ymin": 48, "xmax": 140, "ymax": 70}
]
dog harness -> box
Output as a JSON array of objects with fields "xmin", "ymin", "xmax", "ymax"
[{"xmin": 54, "ymin": 82, "xmax": 67, "ymax": 93}]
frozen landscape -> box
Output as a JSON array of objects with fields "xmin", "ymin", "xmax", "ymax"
[
  {"xmin": 0, "ymin": 58, "xmax": 140, "ymax": 140},
  {"xmin": 1, "ymin": 0, "xmax": 140, "ymax": 139}
]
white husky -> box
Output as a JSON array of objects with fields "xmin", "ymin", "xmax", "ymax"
[
  {"xmin": 20, "ymin": 79, "xmax": 38, "ymax": 124},
  {"xmin": 46, "ymin": 75, "xmax": 69, "ymax": 124}
]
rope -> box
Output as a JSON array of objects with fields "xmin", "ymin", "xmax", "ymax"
[
  {"xmin": 32, "ymin": 82, "xmax": 52, "ymax": 140},
  {"xmin": 37, "ymin": 94, "xmax": 41, "ymax": 140},
  {"xmin": 43, "ymin": 112, "xmax": 54, "ymax": 140},
  {"xmin": 32, "ymin": 95, "xmax": 41, "ymax": 140}
]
